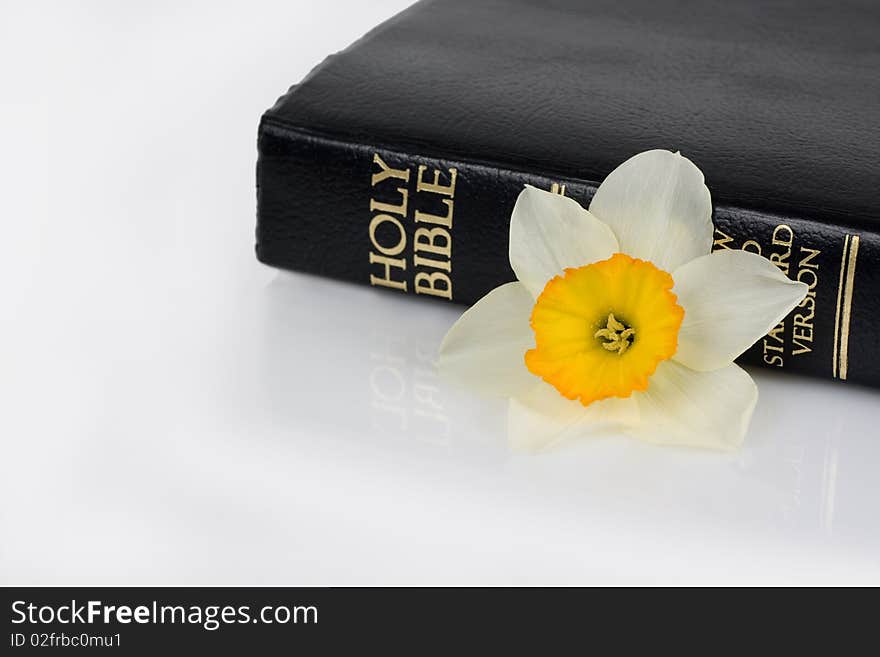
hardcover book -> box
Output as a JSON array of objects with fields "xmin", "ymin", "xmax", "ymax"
[{"xmin": 256, "ymin": 0, "xmax": 880, "ymax": 387}]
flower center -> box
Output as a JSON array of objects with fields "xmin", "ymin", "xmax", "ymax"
[
  {"xmin": 594, "ymin": 313, "xmax": 635, "ymax": 355},
  {"xmin": 525, "ymin": 253, "xmax": 684, "ymax": 406}
]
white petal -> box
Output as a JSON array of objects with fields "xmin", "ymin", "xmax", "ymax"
[
  {"xmin": 509, "ymin": 185, "xmax": 619, "ymax": 298},
  {"xmin": 508, "ymin": 382, "xmax": 638, "ymax": 452},
  {"xmin": 588, "ymin": 150, "xmax": 712, "ymax": 272},
  {"xmin": 629, "ymin": 360, "xmax": 757, "ymax": 450},
  {"xmin": 438, "ymin": 282, "xmax": 536, "ymax": 397},
  {"xmin": 672, "ymin": 250, "xmax": 809, "ymax": 371}
]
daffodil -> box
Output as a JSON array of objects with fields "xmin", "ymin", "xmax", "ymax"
[{"xmin": 438, "ymin": 150, "xmax": 808, "ymax": 450}]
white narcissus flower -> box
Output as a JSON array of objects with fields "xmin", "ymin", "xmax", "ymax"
[{"xmin": 438, "ymin": 150, "xmax": 808, "ymax": 451}]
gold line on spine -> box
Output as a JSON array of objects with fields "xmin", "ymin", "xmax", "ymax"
[
  {"xmin": 832, "ymin": 235, "xmax": 850, "ymax": 379},
  {"xmin": 838, "ymin": 235, "xmax": 860, "ymax": 381}
]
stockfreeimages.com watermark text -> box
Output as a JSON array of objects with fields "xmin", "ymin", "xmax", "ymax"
[{"xmin": 11, "ymin": 599, "xmax": 318, "ymax": 632}]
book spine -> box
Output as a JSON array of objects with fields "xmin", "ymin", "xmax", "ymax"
[{"xmin": 256, "ymin": 119, "xmax": 880, "ymax": 388}]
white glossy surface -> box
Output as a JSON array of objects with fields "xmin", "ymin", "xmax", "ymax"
[{"xmin": 2, "ymin": 1, "xmax": 879, "ymax": 585}]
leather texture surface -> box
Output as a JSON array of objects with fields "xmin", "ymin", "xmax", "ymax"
[
  {"xmin": 266, "ymin": 0, "xmax": 880, "ymax": 227},
  {"xmin": 257, "ymin": 0, "xmax": 880, "ymax": 387}
]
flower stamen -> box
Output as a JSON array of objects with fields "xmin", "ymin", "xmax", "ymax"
[{"xmin": 594, "ymin": 313, "xmax": 635, "ymax": 355}]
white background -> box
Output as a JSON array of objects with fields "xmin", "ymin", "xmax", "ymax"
[{"xmin": 2, "ymin": 0, "xmax": 879, "ymax": 585}]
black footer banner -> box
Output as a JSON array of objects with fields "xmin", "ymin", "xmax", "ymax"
[{"xmin": 3, "ymin": 586, "xmax": 594, "ymax": 652}]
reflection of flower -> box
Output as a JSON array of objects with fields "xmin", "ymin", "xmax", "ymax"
[{"xmin": 438, "ymin": 150, "xmax": 808, "ymax": 450}]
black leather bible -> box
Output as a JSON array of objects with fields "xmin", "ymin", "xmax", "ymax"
[{"xmin": 256, "ymin": 0, "xmax": 880, "ymax": 387}]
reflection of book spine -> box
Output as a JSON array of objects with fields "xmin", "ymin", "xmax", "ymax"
[
  {"xmin": 369, "ymin": 331, "xmax": 451, "ymax": 446},
  {"xmin": 256, "ymin": 122, "xmax": 880, "ymax": 387},
  {"xmin": 260, "ymin": 273, "xmax": 506, "ymax": 461},
  {"xmin": 820, "ymin": 426, "xmax": 841, "ymax": 536}
]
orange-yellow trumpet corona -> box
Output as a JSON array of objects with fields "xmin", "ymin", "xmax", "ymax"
[{"xmin": 526, "ymin": 253, "xmax": 684, "ymax": 405}]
